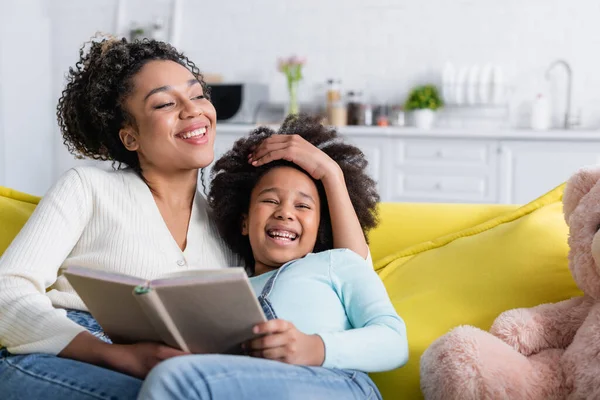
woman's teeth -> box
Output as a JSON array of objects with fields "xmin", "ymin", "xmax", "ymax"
[{"xmin": 179, "ymin": 127, "xmax": 207, "ymax": 139}]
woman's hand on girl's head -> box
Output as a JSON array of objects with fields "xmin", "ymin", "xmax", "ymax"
[
  {"xmin": 244, "ymin": 319, "xmax": 325, "ymax": 366},
  {"xmin": 248, "ymin": 135, "xmax": 342, "ymax": 182}
]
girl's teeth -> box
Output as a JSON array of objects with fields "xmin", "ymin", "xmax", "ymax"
[{"xmin": 268, "ymin": 230, "xmax": 298, "ymax": 240}]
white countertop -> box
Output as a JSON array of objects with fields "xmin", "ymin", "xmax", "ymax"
[{"xmin": 217, "ymin": 123, "xmax": 600, "ymax": 141}]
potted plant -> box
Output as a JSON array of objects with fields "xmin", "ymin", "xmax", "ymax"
[{"xmin": 404, "ymin": 84, "xmax": 444, "ymax": 129}]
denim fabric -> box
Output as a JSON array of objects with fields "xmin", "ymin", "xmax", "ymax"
[
  {"xmin": 138, "ymin": 261, "xmax": 382, "ymax": 400},
  {"xmin": 138, "ymin": 354, "xmax": 382, "ymax": 400},
  {"xmin": 0, "ymin": 310, "xmax": 141, "ymax": 400},
  {"xmin": 1, "ymin": 265, "xmax": 383, "ymax": 400},
  {"xmin": 64, "ymin": 310, "xmax": 113, "ymax": 344},
  {"xmin": 256, "ymin": 258, "xmax": 295, "ymax": 320}
]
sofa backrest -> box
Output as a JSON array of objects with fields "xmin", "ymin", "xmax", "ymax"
[
  {"xmin": 368, "ymin": 202, "xmax": 519, "ymax": 263},
  {"xmin": 0, "ymin": 187, "xmax": 40, "ymax": 256}
]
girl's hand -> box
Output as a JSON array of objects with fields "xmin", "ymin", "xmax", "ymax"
[
  {"xmin": 245, "ymin": 319, "xmax": 325, "ymax": 366},
  {"xmin": 248, "ymin": 134, "xmax": 342, "ymax": 182}
]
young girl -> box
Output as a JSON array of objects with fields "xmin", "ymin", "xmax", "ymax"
[
  {"xmin": 0, "ymin": 38, "xmax": 371, "ymax": 399},
  {"xmin": 137, "ymin": 115, "xmax": 408, "ymax": 400}
]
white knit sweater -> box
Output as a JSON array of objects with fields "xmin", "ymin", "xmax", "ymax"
[{"xmin": 0, "ymin": 167, "xmax": 235, "ymax": 355}]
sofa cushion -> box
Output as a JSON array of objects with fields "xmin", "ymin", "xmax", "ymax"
[
  {"xmin": 369, "ymin": 202, "xmax": 519, "ymax": 263},
  {"xmin": 370, "ymin": 184, "xmax": 582, "ymax": 399},
  {"xmin": 0, "ymin": 187, "xmax": 40, "ymax": 256}
]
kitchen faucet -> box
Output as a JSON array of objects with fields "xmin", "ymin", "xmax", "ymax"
[{"xmin": 545, "ymin": 59, "xmax": 574, "ymax": 129}]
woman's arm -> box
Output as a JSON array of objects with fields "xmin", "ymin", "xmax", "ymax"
[
  {"xmin": 60, "ymin": 331, "xmax": 187, "ymax": 378},
  {"xmin": 249, "ymin": 135, "xmax": 369, "ymax": 259},
  {"xmin": 0, "ymin": 169, "xmax": 91, "ymax": 354},
  {"xmin": 317, "ymin": 250, "xmax": 408, "ymax": 372},
  {"xmin": 0, "ymin": 169, "xmax": 187, "ymax": 376}
]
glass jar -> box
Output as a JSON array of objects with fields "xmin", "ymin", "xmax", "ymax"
[
  {"xmin": 346, "ymin": 91, "xmax": 363, "ymax": 126},
  {"xmin": 360, "ymin": 103, "xmax": 374, "ymax": 126}
]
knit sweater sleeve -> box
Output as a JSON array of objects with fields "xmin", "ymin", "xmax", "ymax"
[{"xmin": 0, "ymin": 168, "xmax": 91, "ymax": 354}]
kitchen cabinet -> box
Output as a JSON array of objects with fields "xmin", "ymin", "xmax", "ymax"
[
  {"xmin": 210, "ymin": 125, "xmax": 600, "ymax": 204},
  {"xmin": 498, "ymin": 141, "xmax": 600, "ymax": 204},
  {"xmin": 388, "ymin": 139, "xmax": 499, "ymax": 203},
  {"xmin": 50, "ymin": 123, "xmax": 600, "ymax": 204},
  {"xmin": 342, "ymin": 136, "xmax": 392, "ymax": 200}
]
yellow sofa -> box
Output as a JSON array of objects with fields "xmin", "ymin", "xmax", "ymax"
[{"xmin": 0, "ymin": 185, "xmax": 581, "ymax": 399}]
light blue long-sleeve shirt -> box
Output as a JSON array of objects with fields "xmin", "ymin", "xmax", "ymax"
[{"xmin": 249, "ymin": 249, "xmax": 408, "ymax": 373}]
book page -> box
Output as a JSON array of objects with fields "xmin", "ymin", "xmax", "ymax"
[
  {"xmin": 64, "ymin": 271, "xmax": 162, "ymax": 344},
  {"xmin": 151, "ymin": 267, "xmax": 247, "ymax": 287},
  {"xmin": 154, "ymin": 276, "xmax": 266, "ymax": 354},
  {"xmin": 135, "ymin": 290, "xmax": 189, "ymax": 352},
  {"xmin": 64, "ymin": 266, "xmax": 147, "ymax": 287}
]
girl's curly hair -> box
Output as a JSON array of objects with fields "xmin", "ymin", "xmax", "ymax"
[
  {"xmin": 56, "ymin": 36, "xmax": 209, "ymax": 174},
  {"xmin": 208, "ymin": 114, "xmax": 380, "ymax": 273}
]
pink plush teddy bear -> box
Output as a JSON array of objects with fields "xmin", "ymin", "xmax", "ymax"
[{"xmin": 420, "ymin": 167, "xmax": 600, "ymax": 400}]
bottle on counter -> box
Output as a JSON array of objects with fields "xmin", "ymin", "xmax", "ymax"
[
  {"xmin": 330, "ymin": 99, "xmax": 347, "ymax": 127},
  {"xmin": 326, "ymin": 79, "xmax": 341, "ymax": 120},
  {"xmin": 390, "ymin": 105, "xmax": 406, "ymax": 127},
  {"xmin": 346, "ymin": 91, "xmax": 363, "ymax": 126},
  {"xmin": 360, "ymin": 103, "xmax": 374, "ymax": 126},
  {"xmin": 326, "ymin": 79, "xmax": 347, "ymax": 126},
  {"xmin": 376, "ymin": 105, "xmax": 390, "ymax": 127},
  {"xmin": 530, "ymin": 93, "xmax": 551, "ymax": 130}
]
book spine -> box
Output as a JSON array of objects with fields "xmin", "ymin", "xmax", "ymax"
[{"xmin": 134, "ymin": 290, "xmax": 190, "ymax": 353}]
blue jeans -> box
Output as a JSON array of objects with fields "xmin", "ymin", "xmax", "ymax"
[
  {"xmin": 138, "ymin": 354, "xmax": 381, "ymax": 400},
  {"xmin": 138, "ymin": 261, "xmax": 381, "ymax": 400},
  {"xmin": 0, "ymin": 310, "xmax": 142, "ymax": 400}
]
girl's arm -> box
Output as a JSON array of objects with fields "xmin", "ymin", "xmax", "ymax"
[
  {"xmin": 317, "ymin": 249, "xmax": 408, "ymax": 372},
  {"xmin": 247, "ymin": 249, "xmax": 406, "ymax": 371},
  {"xmin": 249, "ymin": 135, "xmax": 370, "ymax": 260}
]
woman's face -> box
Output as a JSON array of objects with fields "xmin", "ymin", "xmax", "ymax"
[
  {"xmin": 120, "ymin": 60, "xmax": 217, "ymax": 173},
  {"xmin": 243, "ymin": 166, "xmax": 321, "ymax": 275}
]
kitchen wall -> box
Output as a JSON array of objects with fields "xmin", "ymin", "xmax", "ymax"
[
  {"xmin": 3, "ymin": 0, "xmax": 600, "ymax": 194},
  {"xmin": 51, "ymin": 0, "xmax": 600, "ymax": 128},
  {"xmin": 0, "ymin": 0, "xmax": 54, "ymax": 195},
  {"xmin": 183, "ymin": 0, "xmax": 600, "ymax": 129}
]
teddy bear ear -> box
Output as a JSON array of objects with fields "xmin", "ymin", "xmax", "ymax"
[{"xmin": 563, "ymin": 166, "xmax": 600, "ymax": 224}]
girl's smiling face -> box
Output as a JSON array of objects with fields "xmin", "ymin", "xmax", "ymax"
[{"xmin": 243, "ymin": 166, "xmax": 321, "ymax": 275}]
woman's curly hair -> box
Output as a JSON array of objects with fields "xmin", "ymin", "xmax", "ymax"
[
  {"xmin": 208, "ymin": 114, "xmax": 380, "ymax": 273},
  {"xmin": 56, "ymin": 35, "xmax": 209, "ymax": 174}
]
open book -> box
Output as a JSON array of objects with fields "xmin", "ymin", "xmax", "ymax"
[{"xmin": 64, "ymin": 266, "xmax": 266, "ymax": 354}]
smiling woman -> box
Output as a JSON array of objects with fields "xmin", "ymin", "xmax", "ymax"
[
  {"xmin": 0, "ymin": 36, "xmax": 375, "ymax": 400},
  {"xmin": 57, "ymin": 38, "xmax": 215, "ymax": 178},
  {"xmin": 116, "ymin": 60, "xmax": 216, "ymax": 174}
]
